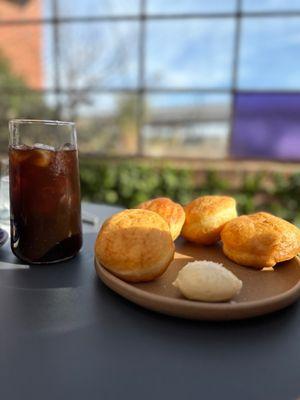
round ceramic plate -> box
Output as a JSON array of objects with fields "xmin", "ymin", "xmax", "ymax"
[{"xmin": 95, "ymin": 239, "xmax": 300, "ymax": 320}]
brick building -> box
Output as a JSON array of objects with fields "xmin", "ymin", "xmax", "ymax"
[{"xmin": 0, "ymin": 0, "xmax": 43, "ymax": 88}]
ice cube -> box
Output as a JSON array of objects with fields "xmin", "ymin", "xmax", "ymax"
[
  {"xmin": 59, "ymin": 143, "xmax": 75, "ymax": 151},
  {"xmin": 14, "ymin": 144, "xmax": 32, "ymax": 151},
  {"xmin": 32, "ymin": 149, "xmax": 53, "ymax": 167},
  {"xmin": 34, "ymin": 143, "xmax": 55, "ymax": 152}
]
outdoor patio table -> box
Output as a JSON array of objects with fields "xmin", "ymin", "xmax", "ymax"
[{"xmin": 0, "ymin": 203, "xmax": 300, "ymax": 400}]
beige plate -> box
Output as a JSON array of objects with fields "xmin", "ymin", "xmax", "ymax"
[{"xmin": 95, "ymin": 239, "xmax": 300, "ymax": 320}]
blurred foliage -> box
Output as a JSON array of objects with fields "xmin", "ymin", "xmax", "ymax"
[
  {"xmin": 76, "ymin": 95, "xmax": 138, "ymax": 155},
  {"xmin": 0, "ymin": 53, "xmax": 56, "ymax": 148},
  {"xmin": 80, "ymin": 158, "xmax": 193, "ymax": 207},
  {"xmin": 79, "ymin": 158, "xmax": 300, "ymax": 224}
]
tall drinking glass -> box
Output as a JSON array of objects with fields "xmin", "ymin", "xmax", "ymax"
[{"xmin": 9, "ymin": 119, "xmax": 82, "ymax": 264}]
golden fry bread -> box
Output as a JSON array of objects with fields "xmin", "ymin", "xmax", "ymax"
[
  {"xmin": 221, "ymin": 212, "xmax": 300, "ymax": 269},
  {"xmin": 137, "ymin": 197, "xmax": 185, "ymax": 240},
  {"xmin": 95, "ymin": 209, "xmax": 175, "ymax": 282},
  {"xmin": 182, "ymin": 195, "xmax": 237, "ymax": 245}
]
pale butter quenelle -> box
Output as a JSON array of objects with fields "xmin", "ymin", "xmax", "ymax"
[{"xmin": 173, "ymin": 260, "xmax": 243, "ymax": 302}]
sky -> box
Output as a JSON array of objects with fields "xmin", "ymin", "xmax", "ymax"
[{"xmin": 40, "ymin": 0, "xmax": 300, "ymax": 116}]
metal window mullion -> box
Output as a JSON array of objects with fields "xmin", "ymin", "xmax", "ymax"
[
  {"xmin": 5, "ymin": 87, "xmax": 300, "ymax": 95},
  {"xmin": 228, "ymin": 0, "xmax": 243, "ymax": 157},
  {"xmin": 51, "ymin": 0, "xmax": 61, "ymax": 118},
  {"xmin": 136, "ymin": 0, "xmax": 147, "ymax": 156},
  {"xmin": 2, "ymin": 10, "xmax": 300, "ymax": 25}
]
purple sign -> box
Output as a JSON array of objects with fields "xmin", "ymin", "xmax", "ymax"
[{"xmin": 230, "ymin": 92, "xmax": 300, "ymax": 160}]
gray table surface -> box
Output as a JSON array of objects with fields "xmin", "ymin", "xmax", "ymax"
[{"xmin": 1, "ymin": 203, "xmax": 300, "ymax": 400}]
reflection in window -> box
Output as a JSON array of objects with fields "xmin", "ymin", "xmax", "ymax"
[
  {"xmin": 239, "ymin": 18, "xmax": 300, "ymax": 89},
  {"xmin": 243, "ymin": 0, "xmax": 300, "ymax": 11},
  {"xmin": 56, "ymin": 0, "xmax": 140, "ymax": 18},
  {"xmin": 58, "ymin": 22, "xmax": 139, "ymax": 90},
  {"xmin": 146, "ymin": 20, "xmax": 235, "ymax": 88},
  {"xmin": 143, "ymin": 94, "xmax": 230, "ymax": 158},
  {"xmin": 147, "ymin": 0, "xmax": 236, "ymax": 14},
  {"xmin": 60, "ymin": 94, "xmax": 139, "ymax": 155}
]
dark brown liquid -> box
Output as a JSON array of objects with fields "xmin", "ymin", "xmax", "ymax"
[{"xmin": 9, "ymin": 145, "xmax": 82, "ymax": 263}]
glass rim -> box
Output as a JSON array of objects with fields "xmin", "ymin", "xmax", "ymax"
[{"xmin": 9, "ymin": 119, "xmax": 75, "ymax": 127}]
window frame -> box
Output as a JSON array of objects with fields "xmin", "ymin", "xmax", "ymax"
[{"xmin": 1, "ymin": 0, "xmax": 300, "ymax": 157}]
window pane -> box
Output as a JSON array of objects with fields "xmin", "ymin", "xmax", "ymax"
[
  {"xmin": 231, "ymin": 93, "xmax": 300, "ymax": 160},
  {"xmin": 0, "ymin": 92, "xmax": 57, "ymax": 151},
  {"xmin": 58, "ymin": 22, "xmax": 139, "ymax": 89},
  {"xmin": 239, "ymin": 18, "xmax": 300, "ymax": 89},
  {"xmin": 243, "ymin": 0, "xmax": 300, "ymax": 11},
  {"xmin": 146, "ymin": 20, "xmax": 235, "ymax": 89},
  {"xmin": 54, "ymin": 0, "xmax": 140, "ymax": 18},
  {"xmin": 0, "ymin": 23, "xmax": 54, "ymax": 90},
  {"xmin": 43, "ymin": 23, "xmax": 57, "ymax": 89},
  {"xmin": 143, "ymin": 94, "xmax": 230, "ymax": 158},
  {"xmin": 147, "ymin": 0, "xmax": 236, "ymax": 14},
  {"xmin": 60, "ymin": 94, "xmax": 139, "ymax": 155}
]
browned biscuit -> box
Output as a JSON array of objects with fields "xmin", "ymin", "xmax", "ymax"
[
  {"xmin": 137, "ymin": 197, "xmax": 185, "ymax": 240},
  {"xmin": 95, "ymin": 209, "xmax": 175, "ymax": 282},
  {"xmin": 182, "ymin": 195, "xmax": 237, "ymax": 245},
  {"xmin": 221, "ymin": 212, "xmax": 300, "ymax": 269}
]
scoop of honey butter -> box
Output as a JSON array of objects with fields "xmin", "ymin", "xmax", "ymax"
[{"xmin": 173, "ymin": 260, "xmax": 242, "ymax": 302}]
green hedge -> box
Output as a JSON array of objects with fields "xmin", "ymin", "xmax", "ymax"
[
  {"xmin": 79, "ymin": 158, "xmax": 300, "ymax": 224},
  {"xmin": 80, "ymin": 159, "xmax": 194, "ymax": 207}
]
